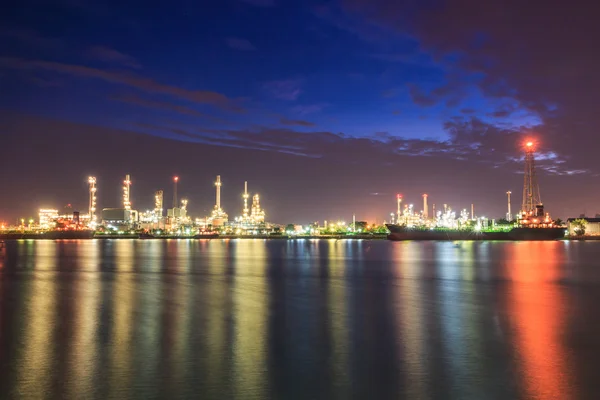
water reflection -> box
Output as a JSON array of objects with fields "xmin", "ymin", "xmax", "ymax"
[
  {"xmin": 507, "ymin": 242, "xmax": 574, "ymax": 399},
  {"xmin": 231, "ymin": 240, "xmax": 268, "ymax": 398},
  {"xmin": 108, "ymin": 239, "xmax": 137, "ymax": 398},
  {"xmin": 0, "ymin": 240, "xmax": 599, "ymax": 399},
  {"xmin": 68, "ymin": 241, "xmax": 101, "ymax": 398},
  {"xmin": 17, "ymin": 241, "xmax": 57, "ymax": 398},
  {"xmin": 394, "ymin": 242, "xmax": 429, "ymax": 399}
]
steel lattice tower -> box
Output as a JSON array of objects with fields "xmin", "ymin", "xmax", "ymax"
[{"xmin": 521, "ymin": 142, "xmax": 542, "ymax": 214}]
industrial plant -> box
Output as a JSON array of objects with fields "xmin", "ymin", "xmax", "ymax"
[
  {"xmin": 385, "ymin": 140, "xmax": 565, "ymax": 240},
  {"xmin": 0, "ymin": 172, "xmax": 275, "ymax": 239},
  {"xmin": 1, "ymin": 139, "xmax": 599, "ymax": 240}
]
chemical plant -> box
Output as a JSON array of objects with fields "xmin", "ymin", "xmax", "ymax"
[
  {"xmin": 0, "ymin": 172, "xmax": 276, "ymax": 239},
  {"xmin": 385, "ymin": 139, "xmax": 564, "ymax": 240},
  {"xmin": 1, "ymin": 139, "xmax": 596, "ymax": 240}
]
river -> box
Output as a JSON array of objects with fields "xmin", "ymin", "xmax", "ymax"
[{"xmin": 1, "ymin": 239, "xmax": 599, "ymax": 399}]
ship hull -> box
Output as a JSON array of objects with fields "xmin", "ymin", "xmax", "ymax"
[
  {"xmin": 0, "ymin": 230, "xmax": 95, "ymax": 240},
  {"xmin": 385, "ymin": 225, "xmax": 565, "ymax": 241}
]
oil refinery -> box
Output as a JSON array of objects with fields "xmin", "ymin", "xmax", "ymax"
[
  {"xmin": 0, "ymin": 139, "xmax": 596, "ymax": 240},
  {"xmin": 0, "ymin": 172, "xmax": 276, "ymax": 239}
]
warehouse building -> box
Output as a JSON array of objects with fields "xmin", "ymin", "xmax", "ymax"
[{"xmin": 567, "ymin": 217, "xmax": 600, "ymax": 236}]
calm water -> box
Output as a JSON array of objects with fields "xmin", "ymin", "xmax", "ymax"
[{"xmin": 1, "ymin": 239, "xmax": 600, "ymax": 399}]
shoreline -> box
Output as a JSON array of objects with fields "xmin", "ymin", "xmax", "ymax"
[
  {"xmin": 2, "ymin": 233, "xmax": 599, "ymax": 241},
  {"xmin": 0, "ymin": 234, "xmax": 389, "ymax": 241}
]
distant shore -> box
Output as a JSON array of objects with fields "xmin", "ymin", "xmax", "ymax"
[
  {"xmin": 0, "ymin": 233, "xmax": 389, "ymax": 240},
  {"xmin": 3, "ymin": 233, "xmax": 600, "ymax": 241}
]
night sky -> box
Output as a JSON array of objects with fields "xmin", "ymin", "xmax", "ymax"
[{"xmin": 1, "ymin": 0, "xmax": 598, "ymax": 223}]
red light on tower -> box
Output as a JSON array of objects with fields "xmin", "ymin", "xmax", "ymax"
[
  {"xmin": 174, "ymin": 176, "xmax": 179, "ymax": 182},
  {"xmin": 523, "ymin": 139, "xmax": 536, "ymax": 151}
]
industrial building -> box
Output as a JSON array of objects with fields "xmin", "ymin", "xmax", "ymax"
[
  {"xmin": 26, "ymin": 172, "xmax": 271, "ymax": 235},
  {"xmin": 102, "ymin": 208, "xmax": 137, "ymax": 230},
  {"xmin": 567, "ymin": 217, "xmax": 600, "ymax": 236}
]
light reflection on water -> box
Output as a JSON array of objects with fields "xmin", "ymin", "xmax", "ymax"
[{"xmin": 1, "ymin": 239, "xmax": 600, "ymax": 399}]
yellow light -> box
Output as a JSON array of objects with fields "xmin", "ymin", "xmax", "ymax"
[{"xmin": 526, "ymin": 141, "xmax": 533, "ymax": 147}]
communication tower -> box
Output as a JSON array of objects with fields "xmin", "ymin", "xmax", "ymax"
[
  {"xmin": 521, "ymin": 141, "xmax": 542, "ymax": 215},
  {"xmin": 88, "ymin": 176, "xmax": 97, "ymax": 226}
]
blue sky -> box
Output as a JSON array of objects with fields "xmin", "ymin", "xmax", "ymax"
[{"xmin": 0, "ymin": 0, "xmax": 540, "ymax": 143}]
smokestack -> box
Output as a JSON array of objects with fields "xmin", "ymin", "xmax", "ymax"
[
  {"xmin": 123, "ymin": 174, "xmax": 131, "ymax": 210},
  {"xmin": 215, "ymin": 175, "xmax": 222, "ymax": 210},
  {"xmin": 173, "ymin": 176, "xmax": 179, "ymax": 208},
  {"xmin": 422, "ymin": 194, "xmax": 428, "ymax": 219},
  {"xmin": 243, "ymin": 181, "xmax": 249, "ymax": 218},
  {"xmin": 506, "ymin": 191, "xmax": 512, "ymax": 221},
  {"xmin": 471, "ymin": 203, "xmax": 474, "ymax": 220}
]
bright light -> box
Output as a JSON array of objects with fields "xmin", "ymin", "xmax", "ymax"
[{"xmin": 174, "ymin": 176, "xmax": 179, "ymax": 182}]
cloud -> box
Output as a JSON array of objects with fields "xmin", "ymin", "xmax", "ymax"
[
  {"xmin": 487, "ymin": 104, "xmax": 518, "ymax": 119},
  {"xmin": 225, "ymin": 37, "xmax": 256, "ymax": 51},
  {"xmin": 460, "ymin": 108, "xmax": 476, "ymax": 114},
  {"xmin": 280, "ymin": 118, "xmax": 315, "ymax": 127},
  {"xmin": 86, "ymin": 45, "xmax": 141, "ymax": 69},
  {"xmin": 3, "ymin": 111, "xmax": 596, "ymax": 223},
  {"xmin": 0, "ymin": 57, "xmax": 243, "ymax": 112},
  {"xmin": 338, "ymin": 0, "xmax": 600, "ymax": 173},
  {"xmin": 392, "ymin": 110, "xmax": 401, "ymax": 115},
  {"xmin": 111, "ymin": 94, "xmax": 207, "ymax": 117},
  {"xmin": 407, "ymin": 84, "xmax": 437, "ymax": 107},
  {"xmin": 263, "ymin": 79, "xmax": 303, "ymax": 101}
]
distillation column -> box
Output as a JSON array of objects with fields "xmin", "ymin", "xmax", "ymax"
[
  {"xmin": 123, "ymin": 175, "xmax": 131, "ymax": 210},
  {"xmin": 88, "ymin": 176, "xmax": 97, "ymax": 226}
]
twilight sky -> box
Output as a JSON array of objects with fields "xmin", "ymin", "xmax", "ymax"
[{"xmin": 1, "ymin": 0, "xmax": 599, "ymax": 223}]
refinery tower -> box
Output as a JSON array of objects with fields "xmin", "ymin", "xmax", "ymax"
[{"xmin": 209, "ymin": 175, "xmax": 228, "ymax": 226}]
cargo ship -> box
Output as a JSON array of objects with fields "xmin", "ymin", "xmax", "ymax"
[
  {"xmin": 385, "ymin": 224, "xmax": 565, "ymax": 241},
  {"xmin": 0, "ymin": 230, "xmax": 95, "ymax": 240},
  {"xmin": 385, "ymin": 141, "xmax": 566, "ymax": 241}
]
